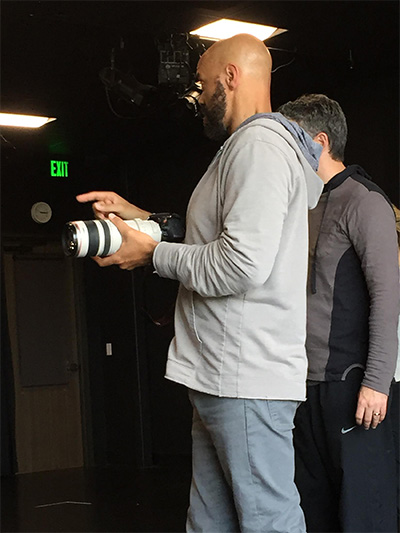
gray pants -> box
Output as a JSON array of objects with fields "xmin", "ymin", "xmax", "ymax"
[{"xmin": 187, "ymin": 390, "xmax": 306, "ymax": 533}]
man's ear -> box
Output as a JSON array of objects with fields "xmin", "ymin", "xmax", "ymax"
[
  {"xmin": 225, "ymin": 63, "xmax": 239, "ymax": 89},
  {"xmin": 313, "ymin": 132, "xmax": 330, "ymax": 149}
]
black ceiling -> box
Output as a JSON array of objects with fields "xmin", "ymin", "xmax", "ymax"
[
  {"xmin": 1, "ymin": 0, "xmax": 398, "ymax": 242},
  {"xmin": 1, "ymin": 0, "xmax": 399, "ymax": 156}
]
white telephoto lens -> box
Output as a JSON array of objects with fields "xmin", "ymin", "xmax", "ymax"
[
  {"xmin": 125, "ymin": 219, "xmax": 162, "ymax": 242},
  {"xmin": 62, "ymin": 218, "xmax": 163, "ymax": 258}
]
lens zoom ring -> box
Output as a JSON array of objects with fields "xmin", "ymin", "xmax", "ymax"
[
  {"xmin": 86, "ymin": 220, "xmax": 100, "ymax": 257},
  {"xmin": 101, "ymin": 220, "xmax": 112, "ymax": 257}
]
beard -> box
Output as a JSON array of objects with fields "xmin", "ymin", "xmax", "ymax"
[{"xmin": 200, "ymin": 81, "xmax": 229, "ymax": 142}]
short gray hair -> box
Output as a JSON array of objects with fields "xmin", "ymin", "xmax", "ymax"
[{"xmin": 278, "ymin": 94, "xmax": 347, "ymax": 162}]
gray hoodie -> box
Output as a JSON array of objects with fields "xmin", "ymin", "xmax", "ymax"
[{"xmin": 153, "ymin": 116, "xmax": 323, "ymax": 400}]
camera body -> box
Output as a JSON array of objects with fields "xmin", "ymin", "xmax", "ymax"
[{"xmin": 62, "ymin": 213, "xmax": 184, "ymax": 258}]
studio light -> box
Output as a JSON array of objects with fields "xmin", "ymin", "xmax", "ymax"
[
  {"xmin": 0, "ymin": 113, "xmax": 56, "ymax": 128},
  {"xmin": 189, "ymin": 19, "xmax": 287, "ymax": 41}
]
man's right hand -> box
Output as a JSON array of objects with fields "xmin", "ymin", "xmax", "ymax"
[{"xmin": 76, "ymin": 191, "xmax": 151, "ymax": 221}]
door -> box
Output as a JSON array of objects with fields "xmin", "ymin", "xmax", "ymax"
[{"xmin": 3, "ymin": 247, "xmax": 84, "ymax": 473}]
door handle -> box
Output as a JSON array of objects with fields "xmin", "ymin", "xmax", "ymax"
[{"xmin": 66, "ymin": 362, "xmax": 80, "ymax": 372}]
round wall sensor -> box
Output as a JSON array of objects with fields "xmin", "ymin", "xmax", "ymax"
[{"xmin": 31, "ymin": 202, "xmax": 52, "ymax": 224}]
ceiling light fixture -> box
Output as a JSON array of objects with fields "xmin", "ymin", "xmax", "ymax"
[
  {"xmin": 190, "ymin": 18, "xmax": 287, "ymax": 41},
  {"xmin": 0, "ymin": 113, "xmax": 56, "ymax": 128}
]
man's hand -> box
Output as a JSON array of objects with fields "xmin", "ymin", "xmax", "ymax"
[
  {"xmin": 355, "ymin": 385, "xmax": 388, "ymax": 430},
  {"xmin": 93, "ymin": 214, "xmax": 158, "ymax": 270},
  {"xmin": 76, "ymin": 191, "xmax": 151, "ymax": 221}
]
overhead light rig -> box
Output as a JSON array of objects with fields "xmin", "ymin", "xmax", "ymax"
[
  {"xmin": 99, "ymin": 33, "xmax": 206, "ymax": 119},
  {"xmin": 99, "ymin": 23, "xmax": 296, "ymax": 120}
]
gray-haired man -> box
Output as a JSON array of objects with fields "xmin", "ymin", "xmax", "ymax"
[{"xmin": 279, "ymin": 93, "xmax": 399, "ymax": 533}]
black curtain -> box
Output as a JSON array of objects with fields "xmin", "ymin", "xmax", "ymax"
[{"xmin": 1, "ymin": 253, "xmax": 17, "ymax": 475}]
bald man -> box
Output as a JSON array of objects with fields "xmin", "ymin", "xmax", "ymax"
[{"xmin": 77, "ymin": 34, "xmax": 324, "ymax": 532}]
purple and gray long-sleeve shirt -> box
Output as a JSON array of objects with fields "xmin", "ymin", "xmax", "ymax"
[{"xmin": 306, "ymin": 164, "xmax": 399, "ymax": 395}]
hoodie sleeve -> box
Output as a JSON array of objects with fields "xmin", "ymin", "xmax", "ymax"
[
  {"xmin": 348, "ymin": 192, "xmax": 400, "ymax": 395},
  {"xmin": 152, "ymin": 138, "xmax": 292, "ymax": 298}
]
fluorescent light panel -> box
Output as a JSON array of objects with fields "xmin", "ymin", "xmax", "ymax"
[
  {"xmin": 0, "ymin": 113, "xmax": 56, "ymax": 128},
  {"xmin": 190, "ymin": 18, "xmax": 286, "ymax": 41}
]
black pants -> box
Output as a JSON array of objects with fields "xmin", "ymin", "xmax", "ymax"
[
  {"xmin": 390, "ymin": 381, "xmax": 400, "ymax": 531},
  {"xmin": 294, "ymin": 369, "xmax": 397, "ymax": 533}
]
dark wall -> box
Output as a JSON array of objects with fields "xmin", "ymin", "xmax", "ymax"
[
  {"xmin": 1, "ymin": 107, "xmax": 217, "ymax": 467},
  {"xmin": 2, "ymin": 1, "xmax": 398, "ymax": 468},
  {"xmin": 120, "ymin": 117, "xmax": 217, "ymax": 460},
  {"xmin": 270, "ymin": 26, "xmax": 399, "ymax": 204}
]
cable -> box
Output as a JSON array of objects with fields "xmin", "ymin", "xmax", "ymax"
[
  {"xmin": 104, "ymin": 88, "xmax": 136, "ymax": 119},
  {"xmin": 1, "ymin": 134, "xmax": 17, "ymax": 150},
  {"xmin": 272, "ymin": 56, "xmax": 296, "ymax": 73}
]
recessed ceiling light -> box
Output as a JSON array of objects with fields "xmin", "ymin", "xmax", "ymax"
[
  {"xmin": 0, "ymin": 113, "xmax": 56, "ymax": 128},
  {"xmin": 190, "ymin": 18, "xmax": 287, "ymax": 41}
]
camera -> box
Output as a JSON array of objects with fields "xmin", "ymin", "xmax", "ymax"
[
  {"xmin": 179, "ymin": 82, "xmax": 202, "ymax": 117},
  {"xmin": 62, "ymin": 213, "xmax": 185, "ymax": 258}
]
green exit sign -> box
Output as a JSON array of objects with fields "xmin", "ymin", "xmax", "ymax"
[{"xmin": 50, "ymin": 160, "xmax": 69, "ymax": 177}]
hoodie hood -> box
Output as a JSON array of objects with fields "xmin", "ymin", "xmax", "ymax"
[
  {"xmin": 235, "ymin": 113, "xmax": 324, "ymax": 209},
  {"xmin": 238, "ymin": 112, "xmax": 322, "ymax": 171}
]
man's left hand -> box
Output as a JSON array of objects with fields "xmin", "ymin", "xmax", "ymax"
[
  {"xmin": 92, "ymin": 213, "xmax": 158, "ymax": 270},
  {"xmin": 355, "ymin": 385, "xmax": 388, "ymax": 430}
]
